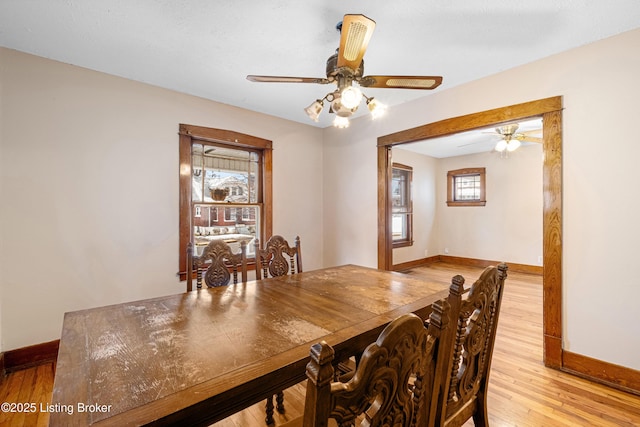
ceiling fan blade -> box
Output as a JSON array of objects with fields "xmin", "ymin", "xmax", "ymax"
[
  {"xmin": 337, "ymin": 14, "xmax": 376, "ymax": 71},
  {"xmin": 515, "ymin": 135, "xmax": 542, "ymax": 143},
  {"xmin": 247, "ymin": 75, "xmax": 330, "ymax": 84},
  {"xmin": 519, "ymin": 129, "xmax": 542, "ymax": 135},
  {"xmin": 359, "ymin": 75, "xmax": 443, "ymax": 90}
]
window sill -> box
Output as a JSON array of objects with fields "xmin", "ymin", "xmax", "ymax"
[
  {"xmin": 393, "ymin": 240, "xmax": 414, "ymax": 248},
  {"xmin": 446, "ymin": 200, "xmax": 486, "ymax": 207}
]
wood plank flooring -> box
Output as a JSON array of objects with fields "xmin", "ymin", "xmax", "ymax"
[
  {"xmin": 0, "ymin": 363, "xmax": 55, "ymax": 427},
  {"xmin": 1, "ymin": 262, "xmax": 639, "ymax": 426}
]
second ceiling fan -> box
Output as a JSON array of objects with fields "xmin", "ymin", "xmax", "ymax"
[
  {"xmin": 247, "ymin": 14, "xmax": 443, "ymax": 127},
  {"xmin": 489, "ymin": 124, "xmax": 542, "ymax": 152}
]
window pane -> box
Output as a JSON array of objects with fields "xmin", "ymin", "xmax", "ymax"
[
  {"xmin": 193, "ymin": 204, "xmax": 260, "ymax": 257},
  {"xmin": 249, "ymin": 152, "xmax": 259, "ymax": 203},
  {"xmin": 392, "ymin": 214, "xmax": 408, "ymax": 240},
  {"xmin": 192, "ymin": 144, "xmax": 204, "ymax": 202},
  {"xmin": 455, "ymin": 175, "xmax": 481, "ymax": 201},
  {"xmin": 391, "ymin": 164, "xmax": 413, "ymax": 247},
  {"xmin": 192, "ymin": 145, "xmax": 259, "ymax": 203},
  {"xmin": 392, "ymin": 169, "xmax": 409, "ymax": 211}
]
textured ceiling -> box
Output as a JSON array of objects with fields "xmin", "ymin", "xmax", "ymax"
[{"xmin": 1, "ymin": 1, "xmax": 640, "ymax": 130}]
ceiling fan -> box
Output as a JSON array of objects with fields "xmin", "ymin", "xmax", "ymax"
[
  {"xmin": 247, "ymin": 14, "xmax": 443, "ymax": 128},
  {"xmin": 489, "ymin": 124, "xmax": 542, "ymax": 152}
]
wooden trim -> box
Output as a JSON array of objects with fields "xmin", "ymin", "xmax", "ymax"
[
  {"xmin": 542, "ymin": 109, "xmax": 563, "ymax": 368},
  {"xmin": 263, "ymin": 146, "xmax": 273, "ymax": 241},
  {"xmin": 378, "ymin": 96, "xmax": 563, "ymax": 146},
  {"xmin": 562, "ymin": 351, "xmax": 640, "ymax": 396},
  {"xmin": 3, "ymin": 340, "xmax": 59, "ymax": 373},
  {"xmin": 178, "ymin": 132, "xmax": 192, "ymax": 282},
  {"xmin": 395, "ymin": 255, "xmax": 543, "ymax": 276},
  {"xmin": 445, "ymin": 201, "xmax": 487, "ymax": 207},
  {"xmin": 377, "ymin": 96, "xmax": 563, "ymax": 369},
  {"xmin": 438, "ymin": 255, "xmax": 543, "ymax": 275},
  {"xmin": 391, "ymin": 162, "xmax": 412, "ymax": 171},
  {"xmin": 179, "ymin": 124, "xmax": 273, "ymax": 150},
  {"xmin": 392, "ymin": 256, "xmax": 441, "ymax": 272},
  {"xmin": 377, "ymin": 145, "xmax": 393, "ymax": 270},
  {"xmin": 544, "ymin": 334, "xmax": 563, "ymax": 370}
]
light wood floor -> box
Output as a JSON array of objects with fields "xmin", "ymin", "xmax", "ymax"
[{"xmin": 2, "ymin": 263, "xmax": 640, "ymax": 426}]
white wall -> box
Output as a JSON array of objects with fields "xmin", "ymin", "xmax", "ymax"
[
  {"xmin": 323, "ymin": 28, "xmax": 640, "ymax": 370},
  {"xmin": 391, "ymin": 145, "xmax": 543, "ymax": 267},
  {"xmin": 0, "ymin": 48, "xmax": 324, "ymax": 351},
  {"xmin": 436, "ymin": 146, "xmax": 543, "ymax": 265},
  {"xmin": 391, "ymin": 148, "xmax": 439, "ymax": 265}
]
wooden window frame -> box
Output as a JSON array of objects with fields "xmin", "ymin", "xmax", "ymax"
[
  {"xmin": 178, "ymin": 124, "xmax": 272, "ymax": 281},
  {"xmin": 446, "ymin": 167, "xmax": 486, "ymax": 207},
  {"xmin": 392, "ymin": 163, "xmax": 413, "ymax": 248}
]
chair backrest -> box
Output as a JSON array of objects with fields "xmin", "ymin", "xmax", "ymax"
[
  {"xmin": 301, "ymin": 302, "xmax": 453, "ymax": 427},
  {"xmin": 254, "ymin": 235, "xmax": 302, "ymax": 280},
  {"xmin": 436, "ymin": 263, "xmax": 508, "ymax": 427},
  {"xmin": 188, "ymin": 240, "xmax": 247, "ymax": 289}
]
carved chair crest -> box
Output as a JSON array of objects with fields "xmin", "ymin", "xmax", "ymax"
[
  {"xmin": 193, "ymin": 240, "xmax": 247, "ymax": 288},
  {"xmin": 303, "ymin": 302, "xmax": 451, "ymax": 427},
  {"xmin": 255, "ymin": 235, "xmax": 302, "ymax": 279}
]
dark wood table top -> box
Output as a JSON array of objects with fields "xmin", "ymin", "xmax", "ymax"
[{"xmin": 50, "ymin": 264, "xmax": 450, "ymax": 426}]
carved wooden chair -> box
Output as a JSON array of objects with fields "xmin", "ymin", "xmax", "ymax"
[
  {"xmin": 254, "ymin": 235, "xmax": 302, "ymax": 280},
  {"xmin": 186, "ymin": 240, "xmax": 247, "ymax": 290},
  {"xmin": 435, "ymin": 263, "xmax": 508, "ymax": 427},
  {"xmin": 253, "ymin": 235, "xmax": 302, "ymax": 424},
  {"xmin": 282, "ymin": 304, "xmax": 453, "ymax": 427}
]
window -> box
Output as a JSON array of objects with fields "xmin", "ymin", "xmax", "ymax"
[
  {"xmin": 447, "ymin": 167, "xmax": 486, "ymax": 207},
  {"xmin": 224, "ymin": 207, "xmax": 240, "ymax": 222},
  {"xmin": 392, "ymin": 163, "xmax": 413, "ymax": 247},
  {"xmin": 242, "ymin": 207, "xmax": 252, "ymax": 221},
  {"xmin": 179, "ymin": 124, "xmax": 272, "ymax": 280}
]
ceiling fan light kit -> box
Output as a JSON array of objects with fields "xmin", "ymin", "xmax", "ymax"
[
  {"xmin": 507, "ymin": 138, "xmax": 521, "ymax": 152},
  {"xmin": 495, "ymin": 139, "xmax": 508, "ymax": 152},
  {"xmin": 366, "ymin": 97, "xmax": 387, "ymax": 119},
  {"xmin": 337, "ymin": 86, "xmax": 362, "ymax": 109},
  {"xmin": 247, "ymin": 14, "xmax": 443, "ymax": 127},
  {"xmin": 492, "ymin": 123, "xmax": 540, "ymax": 153},
  {"xmin": 495, "ymin": 136, "xmax": 521, "ymax": 152},
  {"xmin": 304, "ymin": 99, "xmax": 324, "ymax": 122},
  {"xmin": 333, "ymin": 116, "xmax": 350, "ymax": 128}
]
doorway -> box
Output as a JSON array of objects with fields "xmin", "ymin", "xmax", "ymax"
[{"xmin": 376, "ymin": 96, "xmax": 563, "ymax": 368}]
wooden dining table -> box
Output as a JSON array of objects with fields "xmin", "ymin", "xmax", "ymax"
[{"xmin": 50, "ymin": 264, "xmax": 451, "ymax": 426}]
